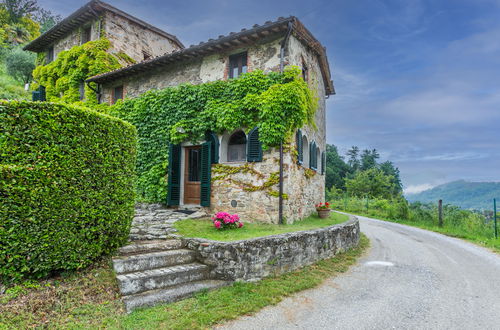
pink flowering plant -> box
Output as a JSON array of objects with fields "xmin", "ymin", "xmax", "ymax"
[{"xmin": 212, "ymin": 212, "xmax": 244, "ymax": 230}]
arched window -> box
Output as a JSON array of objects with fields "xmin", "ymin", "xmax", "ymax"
[
  {"xmin": 302, "ymin": 135, "xmax": 309, "ymax": 168},
  {"xmin": 227, "ymin": 130, "xmax": 247, "ymax": 162}
]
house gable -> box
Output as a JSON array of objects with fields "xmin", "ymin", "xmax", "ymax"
[{"xmin": 23, "ymin": 0, "xmax": 183, "ymax": 63}]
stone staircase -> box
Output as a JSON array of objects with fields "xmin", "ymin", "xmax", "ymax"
[{"xmin": 113, "ymin": 205, "xmax": 229, "ymax": 312}]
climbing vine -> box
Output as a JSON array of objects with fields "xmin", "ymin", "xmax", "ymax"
[
  {"xmin": 32, "ymin": 38, "xmax": 122, "ymax": 106},
  {"xmin": 110, "ymin": 66, "xmax": 317, "ymax": 202},
  {"xmin": 211, "ymin": 164, "xmax": 288, "ymax": 199}
]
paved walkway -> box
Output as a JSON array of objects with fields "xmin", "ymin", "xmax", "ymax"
[{"xmin": 219, "ymin": 215, "xmax": 500, "ymax": 330}]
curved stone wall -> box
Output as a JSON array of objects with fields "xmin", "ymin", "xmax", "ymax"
[{"xmin": 183, "ymin": 215, "xmax": 360, "ymax": 282}]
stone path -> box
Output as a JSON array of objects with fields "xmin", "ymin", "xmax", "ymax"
[{"xmin": 130, "ymin": 204, "xmax": 207, "ymax": 241}]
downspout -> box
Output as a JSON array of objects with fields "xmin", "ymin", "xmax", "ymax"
[{"xmin": 278, "ymin": 20, "xmax": 293, "ymax": 225}]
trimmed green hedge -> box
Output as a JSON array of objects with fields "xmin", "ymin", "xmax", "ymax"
[{"xmin": 0, "ymin": 101, "xmax": 137, "ymax": 282}]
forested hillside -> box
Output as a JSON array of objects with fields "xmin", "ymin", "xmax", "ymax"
[{"xmin": 407, "ymin": 180, "xmax": 500, "ymax": 210}]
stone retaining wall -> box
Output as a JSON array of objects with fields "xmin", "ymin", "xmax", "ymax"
[{"xmin": 182, "ymin": 215, "xmax": 360, "ymax": 281}]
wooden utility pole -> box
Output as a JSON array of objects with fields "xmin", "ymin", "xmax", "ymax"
[{"xmin": 438, "ymin": 199, "xmax": 443, "ymax": 227}]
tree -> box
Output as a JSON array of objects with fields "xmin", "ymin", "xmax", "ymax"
[
  {"xmin": 346, "ymin": 146, "xmax": 360, "ymax": 172},
  {"xmin": 345, "ymin": 168, "xmax": 396, "ymax": 199},
  {"xmin": 379, "ymin": 160, "xmax": 403, "ymax": 195},
  {"xmin": 325, "ymin": 144, "xmax": 350, "ymax": 191},
  {"xmin": 360, "ymin": 148, "xmax": 379, "ymax": 171},
  {"xmin": 5, "ymin": 46, "xmax": 36, "ymax": 83},
  {"xmin": 1, "ymin": 0, "xmax": 38, "ymax": 24},
  {"xmin": 33, "ymin": 7, "xmax": 61, "ymax": 33}
]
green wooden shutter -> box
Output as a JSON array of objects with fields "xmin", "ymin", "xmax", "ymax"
[
  {"xmin": 200, "ymin": 141, "xmax": 212, "ymax": 207},
  {"xmin": 310, "ymin": 141, "xmax": 318, "ymax": 170},
  {"xmin": 321, "ymin": 151, "xmax": 326, "ymax": 175},
  {"xmin": 205, "ymin": 131, "xmax": 219, "ymax": 164},
  {"xmin": 32, "ymin": 91, "xmax": 40, "ymax": 101},
  {"xmin": 247, "ymin": 127, "xmax": 263, "ymax": 162},
  {"xmin": 309, "ymin": 141, "xmax": 314, "ymax": 169},
  {"xmin": 39, "ymin": 86, "xmax": 46, "ymax": 101},
  {"xmin": 296, "ymin": 129, "xmax": 303, "ymax": 165},
  {"xmin": 167, "ymin": 144, "xmax": 181, "ymax": 206}
]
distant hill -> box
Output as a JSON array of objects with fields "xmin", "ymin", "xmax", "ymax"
[{"xmin": 406, "ymin": 180, "xmax": 500, "ymax": 210}]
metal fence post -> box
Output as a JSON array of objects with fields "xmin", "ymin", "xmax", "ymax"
[{"xmin": 494, "ymin": 198, "xmax": 498, "ymax": 239}]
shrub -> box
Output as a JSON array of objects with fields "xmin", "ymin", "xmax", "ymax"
[
  {"xmin": 212, "ymin": 212, "xmax": 243, "ymax": 230},
  {"xmin": 0, "ymin": 101, "xmax": 137, "ymax": 283}
]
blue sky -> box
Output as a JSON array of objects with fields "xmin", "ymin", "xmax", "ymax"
[{"xmin": 39, "ymin": 0, "xmax": 500, "ymax": 193}]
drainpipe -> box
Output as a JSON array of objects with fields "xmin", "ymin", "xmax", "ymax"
[{"xmin": 278, "ymin": 20, "xmax": 294, "ymax": 225}]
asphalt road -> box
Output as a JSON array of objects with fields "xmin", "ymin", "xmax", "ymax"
[{"xmin": 218, "ymin": 215, "xmax": 500, "ymax": 330}]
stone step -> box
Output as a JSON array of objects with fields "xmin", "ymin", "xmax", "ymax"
[
  {"xmin": 117, "ymin": 263, "xmax": 209, "ymax": 296},
  {"xmin": 118, "ymin": 240, "xmax": 183, "ymax": 255},
  {"xmin": 113, "ymin": 249, "xmax": 196, "ymax": 274},
  {"xmin": 122, "ymin": 279, "xmax": 230, "ymax": 313}
]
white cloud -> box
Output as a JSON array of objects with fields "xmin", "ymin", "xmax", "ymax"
[{"xmin": 404, "ymin": 183, "xmax": 435, "ymax": 195}]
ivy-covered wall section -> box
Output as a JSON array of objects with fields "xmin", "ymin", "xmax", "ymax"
[
  {"xmin": 32, "ymin": 39, "xmax": 122, "ymax": 105},
  {"xmin": 110, "ymin": 67, "xmax": 317, "ymax": 203}
]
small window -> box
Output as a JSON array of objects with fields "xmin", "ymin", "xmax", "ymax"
[
  {"xmin": 112, "ymin": 85, "xmax": 123, "ymax": 104},
  {"xmin": 302, "ymin": 61, "xmax": 309, "ymax": 82},
  {"xmin": 47, "ymin": 46, "xmax": 54, "ymax": 63},
  {"xmin": 229, "ymin": 52, "xmax": 248, "ymax": 79},
  {"xmin": 227, "ymin": 131, "xmax": 247, "ymax": 162},
  {"xmin": 79, "ymin": 81, "xmax": 85, "ymax": 100},
  {"xmin": 143, "ymin": 50, "xmax": 152, "ymax": 61},
  {"xmin": 81, "ymin": 26, "xmax": 92, "ymax": 44}
]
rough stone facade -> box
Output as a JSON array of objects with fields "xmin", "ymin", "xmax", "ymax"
[
  {"xmin": 103, "ymin": 11, "xmax": 180, "ymax": 63},
  {"xmin": 183, "ymin": 216, "xmax": 360, "ymax": 281},
  {"xmin": 99, "ymin": 34, "xmax": 327, "ymax": 224},
  {"xmin": 45, "ymin": 13, "xmax": 180, "ymax": 65}
]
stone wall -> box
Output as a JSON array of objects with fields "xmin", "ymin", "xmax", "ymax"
[
  {"xmin": 103, "ymin": 11, "xmax": 181, "ymax": 63},
  {"xmin": 183, "ymin": 215, "xmax": 360, "ymax": 281}
]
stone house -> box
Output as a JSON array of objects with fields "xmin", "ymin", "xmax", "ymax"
[
  {"xmin": 23, "ymin": 0, "xmax": 183, "ymax": 65},
  {"xmin": 28, "ymin": 1, "xmax": 335, "ymax": 224}
]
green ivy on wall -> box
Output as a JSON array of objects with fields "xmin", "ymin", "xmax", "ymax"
[
  {"xmin": 32, "ymin": 39, "xmax": 122, "ymax": 106},
  {"xmin": 110, "ymin": 66, "xmax": 317, "ymax": 203}
]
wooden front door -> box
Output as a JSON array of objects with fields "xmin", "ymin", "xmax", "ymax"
[{"xmin": 184, "ymin": 146, "xmax": 201, "ymax": 205}]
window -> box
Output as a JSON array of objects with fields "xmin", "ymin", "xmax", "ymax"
[
  {"xmin": 302, "ymin": 60, "xmax": 309, "ymax": 82},
  {"xmin": 143, "ymin": 50, "xmax": 152, "ymax": 61},
  {"xmin": 227, "ymin": 131, "xmax": 246, "ymax": 162},
  {"xmin": 79, "ymin": 81, "xmax": 85, "ymax": 100},
  {"xmin": 81, "ymin": 26, "xmax": 92, "ymax": 44},
  {"xmin": 229, "ymin": 52, "xmax": 247, "ymax": 79},
  {"xmin": 47, "ymin": 46, "xmax": 54, "ymax": 63},
  {"xmin": 112, "ymin": 85, "xmax": 123, "ymax": 104},
  {"xmin": 188, "ymin": 148, "xmax": 201, "ymax": 182}
]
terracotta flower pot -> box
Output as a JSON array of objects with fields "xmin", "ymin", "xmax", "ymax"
[{"xmin": 317, "ymin": 209, "xmax": 331, "ymax": 219}]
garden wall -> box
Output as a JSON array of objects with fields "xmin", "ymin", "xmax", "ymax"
[{"xmin": 183, "ymin": 215, "xmax": 360, "ymax": 281}]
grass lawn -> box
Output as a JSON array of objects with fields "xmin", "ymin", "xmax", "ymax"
[
  {"xmin": 174, "ymin": 212, "xmax": 350, "ymax": 241},
  {"xmin": 0, "ymin": 235, "xmax": 368, "ymax": 329},
  {"xmin": 341, "ymin": 210, "xmax": 500, "ymax": 253}
]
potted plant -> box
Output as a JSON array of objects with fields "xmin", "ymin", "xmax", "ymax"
[{"xmin": 316, "ymin": 202, "xmax": 331, "ymax": 219}]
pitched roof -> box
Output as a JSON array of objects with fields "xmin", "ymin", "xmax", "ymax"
[
  {"xmin": 23, "ymin": 0, "xmax": 184, "ymax": 52},
  {"xmin": 86, "ymin": 16, "xmax": 335, "ymax": 95}
]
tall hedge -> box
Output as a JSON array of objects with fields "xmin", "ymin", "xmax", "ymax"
[{"xmin": 0, "ymin": 101, "xmax": 137, "ymax": 282}]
